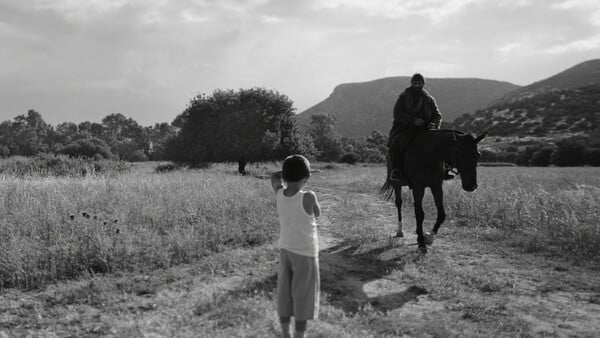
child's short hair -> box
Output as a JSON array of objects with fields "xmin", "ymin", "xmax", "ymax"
[{"xmin": 282, "ymin": 155, "xmax": 311, "ymax": 182}]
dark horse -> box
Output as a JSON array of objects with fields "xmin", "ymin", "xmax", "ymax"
[{"xmin": 381, "ymin": 129, "xmax": 487, "ymax": 253}]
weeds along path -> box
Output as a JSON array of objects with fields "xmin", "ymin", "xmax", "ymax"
[
  {"xmin": 313, "ymin": 184, "xmax": 600, "ymax": 337},
  {"xmin": 1, "ymin": 180, "xmax": 599, "ymax": 336}
]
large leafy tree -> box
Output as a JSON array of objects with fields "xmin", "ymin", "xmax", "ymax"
[
  {"xmin": 552, "ymin": 139, "xmax": 586, "ymax": 166},
  {"xmin": 101, "ymin": 113, "xmax": 149, "ymax": 161},
  {"xmin": 50, "ymin": 122, "xmax": 80, "ymax": 151},
  {"xmin": 169, "ymin": 88, "xmax": 308, "ymax": 173},
  {"xmin": 147, "ymin": 122, "xmax": 176, "ymax": 160},
  {"xmin": 59, "ymin": 137, "xmax": 114, "ymax": 159},
  {"xmin": 0, "ymin": 110, "xmax": 53, "ymax": 156},
  {"xmin": 309, "ymin": 113, "xmax": 342, "ymax": 162}
]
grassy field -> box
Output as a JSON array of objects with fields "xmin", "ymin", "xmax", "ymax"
[
  {"xmin": 309, "ymin": 163, "xmax": 600, "ymax": 257},
  {"xmin": 0, "ymin": 162, "xmax": 277, "ymax": 289},
  {"xmin": 1, "ymin": 161, "xmax": 599, "ymax": 336},
  {"xmin": 1, "ymin": 162, "xmax": 599, "ymax": 287}
]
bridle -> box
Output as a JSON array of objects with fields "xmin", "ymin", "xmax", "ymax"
[{"xmin": 446, "ymin": 130, "xmax": 463, "ymax": 176}]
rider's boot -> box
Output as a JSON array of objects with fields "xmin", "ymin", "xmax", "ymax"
[
  {"xmin": 443, "ymin": 163, "xmax": 455, "ymax": 180},
  {"xmin": 390, "ymin": 169, "xmax": 403, "ymax": 182},
  {"xmin": 390, "ymin": 154, "xmax": 405, "ymax": 182}
]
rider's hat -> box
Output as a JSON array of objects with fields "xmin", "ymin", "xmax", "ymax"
[{"xmin": 411, "ymin": 73, "xmax": 425, "ymax": 83}]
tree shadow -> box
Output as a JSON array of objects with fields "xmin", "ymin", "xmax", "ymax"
[
  {"xmin": 318, "ymin": 240, "xmax": 428, "ymax": 313},
  {"xmin": 195, "ymin": 239, "xmax": 429, "ymax": 316}
]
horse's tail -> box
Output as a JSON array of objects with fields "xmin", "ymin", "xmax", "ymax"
[
  {"xmin": 380, "ymin": 149, "xmax": 395, "ymax": 200},
  {"xmin": 380, "ymin": 177, "xmax": 395, "ymax": 200}
]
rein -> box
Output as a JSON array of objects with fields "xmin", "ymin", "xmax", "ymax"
[{"xmin": 445, "ymin": 130, "xmax": 462, "ymax": 175}]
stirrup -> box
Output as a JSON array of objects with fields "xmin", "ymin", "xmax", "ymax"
[
  {"xmin": 390, "ymin": 169, "xmax": 403, "ymax": 182},
  {"xmin": 444, "ymin": 166, "xmax": 457, "ymax": 180}
]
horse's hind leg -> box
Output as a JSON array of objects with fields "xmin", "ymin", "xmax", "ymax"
[
  {"xmin": 412, "ymin": 186, "xmax": 426, "ymax": 252},
  {"xmin": 431, "ymin": 184, "xmax": 446, "ymax": 234},
  {"xmin": 394, "ymin": 185, "xmax": 404, "ymax": 237}
]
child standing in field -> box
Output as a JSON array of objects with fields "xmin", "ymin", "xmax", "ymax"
[{"xmin": 271, "ymin": 155, "xmax": 321, "ymax": 338}]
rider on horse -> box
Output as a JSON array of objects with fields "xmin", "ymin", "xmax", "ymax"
[{"xmin": 388, "ymin": 73, "xmax": 454, "ymax": 182}]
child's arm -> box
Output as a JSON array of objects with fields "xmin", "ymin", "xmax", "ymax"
[
  {"xmin": 302, "ymin": 190, "xmax": 321, "ymax": 218},
  {"xmin": 270, "ymin": 171, "xmax": 283, "ymax": 193}
]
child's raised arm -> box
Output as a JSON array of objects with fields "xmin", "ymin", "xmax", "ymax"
[{"xmin": 270, "ymin": 171, "xmax": 283, "ymax": 193}]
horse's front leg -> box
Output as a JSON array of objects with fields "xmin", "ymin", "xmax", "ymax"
[
  {"xmin": 431, "ymin": 184, "xmax": 446, "ymax": 234},
  {"xmin": 412, "ymin": 186, "xmax": 426, "ymax": 252},
  {"xmin": 394, "ymin": 185, "xmax": 403, "ymax": 237}
]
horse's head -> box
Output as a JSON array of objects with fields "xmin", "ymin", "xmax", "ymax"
[{"xmin": 455, "ymin": 132, "xmax": 487, "ymax": 192}]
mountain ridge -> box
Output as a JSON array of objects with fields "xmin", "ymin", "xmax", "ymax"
[
  {"xmin": 494, "ymin": 59, "xmax": 600, "ymax": 105},
  {"xmin": 297, "ymin": 77, "xmax": 520, "ymax": 138},
  {"xmin": 449, "ymin": 59, "xmax": 600, "ymax": 138}
]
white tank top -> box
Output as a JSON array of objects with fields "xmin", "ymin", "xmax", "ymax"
[{"xmin": 276, "ymin": 189, "xmax": 318, "ymax": 257}]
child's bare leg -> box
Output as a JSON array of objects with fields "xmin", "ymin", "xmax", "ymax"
[
  {"xmin": 280, "ymin": 317, "xmax": 291, "ymax": 338},
  {"xmin": 294, "ymin": 320, "xmax": 307, "ymax": 338}
]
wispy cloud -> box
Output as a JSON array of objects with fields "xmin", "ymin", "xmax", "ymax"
[
  {"xmin": 0, "ymin": 0, "xmax": 599, "ymax": 124},
  {"xmin": 260, "ymin": 15, "xmax": 282, "ymax": 23},
  {"xmin": 542, "ymin": 35, "xmax": 600, "ymax": 54},
  {"xmin": 312, "ymin": 0, "xmax": 478, "ymax": 24},
  {"xmin": 498, "ymin": 43, "xmax": 522, "ymax": 54},
  {"xmin": 551, "ymin": 0, "xmax": 600, "ymax": 26},
  {"xmin": 412, "ymin": 60, "xmax": 461, "ymax": 76}
]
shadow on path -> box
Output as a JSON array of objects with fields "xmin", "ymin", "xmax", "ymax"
[
  {"xmin": 197, "ymin": 238, "xmax": 430, "ymax": 317},
  {"xmin": 319, "ymin": 240, "xmax": 427, "ymax": 313}
]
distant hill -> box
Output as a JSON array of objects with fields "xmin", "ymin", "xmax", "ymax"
[
  {"xmin": 495, "ymin": 59, "xmax": 600, "ymax": 104},
  {"xmin": 451, "ymin": 84, "xmax": 600, "ymax": 137},
  {"xmin": 297, "ymin": 77, "xmax": 519, "ymax": 138},
  {"xmin": 449, "ymin": 59, "xmax": 600, "ymax": 138}
]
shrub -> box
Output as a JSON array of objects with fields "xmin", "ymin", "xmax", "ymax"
[
  {"xmin": 339, "ymin": 152, "xmax": 360, "ymax": 164},
  {"xmin": 360, "ymin": 147, "xmax": 386, "ymax": 163},
  {"xmin": 121, "ymin": 149, "xmax": 148, "ymax": 162},
  {"xmin": 530, "ymin": 147, "xmax": 555, "ymax": 166},
  {"xmin": 552, "ymin": 139, "xmax": 586, "ymax": 166},
  {"xmin": 0, "ymin": 145, "xmax": 9, "ymax": 158},
  {"xmin": 515, "ymin": 146, "xmax": 539, "ymax": 166},
  {"xmin": 496, "ymin": 151, "xmax": 517, "ymax": 163},
  {"xmin": 0, "ymin": 154, "xmax": 130, "ymax": 178},
  {"xmin": 479, "ymin": 150, "xmax": 497, "ymax": 162},
  {"xmin": 584, "ymin": 148, "xmax": 600, "ymax": 166},
  {"xmin": 59, "ymin": 138, "xmax": 114, "ymax": 159},
  {"xmin": 155, "ymin": 162, "xmax": 179, "ymax": 173}
]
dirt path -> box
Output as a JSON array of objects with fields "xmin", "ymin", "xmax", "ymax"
[
  {"xmin": 1, "ymin": 184, "xmax": 599, "ymax": 337},
  {"xmin": 314, "ymin": 186, "xmax": 600, "ymax": 337}
]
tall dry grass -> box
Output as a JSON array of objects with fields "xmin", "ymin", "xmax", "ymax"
[
  {"xmin": 2, "ymin": 162, "xmax": 598, "ymax": 289},
  {"xmin": 322, "ymin": 165, "xmax": 600, "ymax": 258},
  {"xmin": 444, "ymin": 167, "xmax": 600, "ymax": 256},
  {"xmin": 0, "ymin": 166, "xmax": 277, "ymax": 289}
]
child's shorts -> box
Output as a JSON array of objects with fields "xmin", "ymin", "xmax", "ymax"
[{"xmin": 277, "ymin": 249, "xmax": 320, "ymax": 321}]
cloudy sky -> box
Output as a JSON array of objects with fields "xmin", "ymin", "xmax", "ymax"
[{"xmin": 1, "ymin": 0, "xmax": 599, "ymax": 126}]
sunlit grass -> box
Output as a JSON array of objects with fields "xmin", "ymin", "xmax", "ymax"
[
  {"xmin": 1, "ymin": 162, "xmax": 598, "ymax": 290},
  {"xmin": 1, "ymin": 162, "xmax": 599, "ymax": 337},
  {"xmin": 443, "ymin": 167, "xmax": 600, "ymax": 256},
  {"xmin": 313, "ymin": 165, "xmax": 600, "ymax": 258},
  {"xmin": 0, "ymin": 166, "xmax": 277, "ymax": 289}
]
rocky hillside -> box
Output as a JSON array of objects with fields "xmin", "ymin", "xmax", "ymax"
[
  {"xmin": 449, "ymin": 59, "xmax": 600, "ymax": 138},
  {"xmin": 297, "ymin": 77, "xmax": 519, "ymax": 138},
  {"xmin": 495, "ymin": 59, "xmax": 600, "ymax": 104},
  {"xmin": 451, "ymin": 84, "xmax": 600, "ymax": 137}
]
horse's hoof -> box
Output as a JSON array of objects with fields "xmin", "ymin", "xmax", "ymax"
[
  {"xmin": 418, "ymin": 245, "xmax": 428, "ymax": 254},
  {"xmin": 395, "ymin": 231, "xmax": 404, "ymax": 238},
  {"xmin": 424, "ymin": 232, "xmax": 434, "ymax": 246}
]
